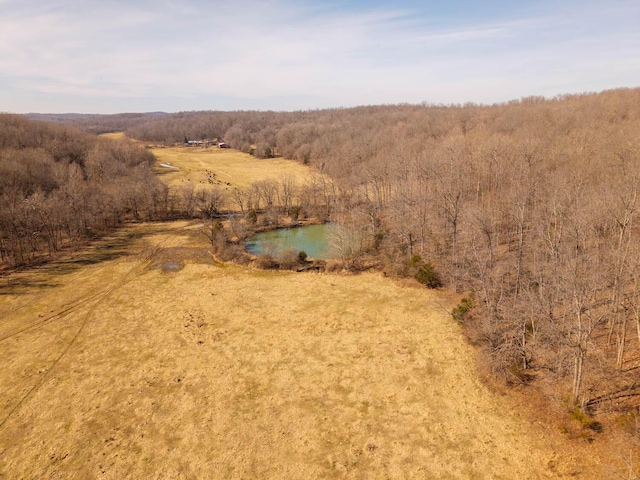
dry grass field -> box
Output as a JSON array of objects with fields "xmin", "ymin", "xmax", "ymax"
[
  {"xmin": 151, "ymin": 146, "xmax": 313, "ymax": 190},
  {"xmin": 0, "ymin": 222, "xmax": 604, "ymax": 479},
  {"xmin": 99, "ymin": 132, "xmax": 127, "ymax": 140},
  {"xmin": 99, "ymin": 132, "xmax": 314, "ymax": 191}
]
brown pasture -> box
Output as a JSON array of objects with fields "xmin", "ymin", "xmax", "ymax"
[
  {"xmin": 0, "ymin": 222, "xmax": 598, "ymax": 479},
  {"xmin": 151, "ymin": 146, "xmax": 313, "ymax": 191}
]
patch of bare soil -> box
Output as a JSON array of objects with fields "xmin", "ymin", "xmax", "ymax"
[{"xmin": 0, "ymin": 223, "xmax": 598, "ymax": 478}]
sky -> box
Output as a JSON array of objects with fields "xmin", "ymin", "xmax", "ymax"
[{"xmin": 0, "ymin": 0, "xmax": 639, "ymax": 114}]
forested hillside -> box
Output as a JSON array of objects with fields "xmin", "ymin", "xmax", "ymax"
[
  {"xmin": 0, "ymin": 115, "xmax": 163, "ymax": 267},
  {"xmin": 25, "ymin": 112, "xmax": 167, "ymax": 135},
  {"xmin": 125, "ymin": 89, "xmax": 640, "ymax": 420}
]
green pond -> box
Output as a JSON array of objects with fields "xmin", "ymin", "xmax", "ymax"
[{"xmin": 246, "ymin": 224, "xmax": 336, "ymax": 259}]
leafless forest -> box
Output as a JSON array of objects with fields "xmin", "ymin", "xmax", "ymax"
[
  {"xmin": 4, "ymin": 88, "xmax": 640, "ymax": 435},
  {"xmin": 0, "ymin": 115, "xmax": 163, "ymax": 265}
]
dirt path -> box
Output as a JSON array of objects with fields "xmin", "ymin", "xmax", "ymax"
[{"xmin": 0, "ymin": 224, "xmax": 591, "ymax": 478}]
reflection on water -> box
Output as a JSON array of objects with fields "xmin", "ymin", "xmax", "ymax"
[{"xmin": 246, "ymin": 224, "xmax": 336, "ymax": 259}]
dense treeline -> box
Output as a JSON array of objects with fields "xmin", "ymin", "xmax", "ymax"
[
  {"xmin": 0, "ymin": 114, "xmax": 163, "ymax": 267},
  {"xmin": 128, "ymin": 110, "xmax": 307, "ymax": 158},
  {"xmin": 125, "ymin": 89, "xmax": 640, "ymax": 416}
]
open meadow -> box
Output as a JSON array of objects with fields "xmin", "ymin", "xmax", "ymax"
[
  {"xmin": 0, "ymin": 221, "xmax": 605, "ymax": 479},
  {"xmin": 151, "ymin": 145, "xmax": 313, "ymax": 191}
]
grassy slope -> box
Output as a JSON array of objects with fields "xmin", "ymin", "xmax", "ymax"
[
  {"xmin": 0, "ymin": 222, "xmax": 594, "ymax": 479},
  {"xmin": 99, "ymin": 132, "xmax": 126, "ymax": 140},
  {"xmin": 99, "ymin": 133, "xmax": 313, "ymax": 191},
  {"xmin": 151, "ymin": 146, "xmax": 313, "ymax": 190}
]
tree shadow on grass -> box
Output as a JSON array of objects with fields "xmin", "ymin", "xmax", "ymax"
[{"xmin": 0, "ymin": 228, "xmax": 151, "ymax": 296}]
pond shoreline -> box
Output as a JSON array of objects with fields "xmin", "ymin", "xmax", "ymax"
[
  {"xmin": 250, "ymin": 217, "xmax": 324, "ymax": 235},
  {"xmin": 246, "ymin": 223, "xmax": 336, "ymax": 260}
]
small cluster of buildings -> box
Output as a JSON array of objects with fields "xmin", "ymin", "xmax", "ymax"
[{"xmin": 184, "ymin": 139, "xmax": 229, "ymax": 148}]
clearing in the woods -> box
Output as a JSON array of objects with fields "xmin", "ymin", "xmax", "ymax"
[{"xmin": 151, "ymin": 145, "xmax": 313, "ymax": 190}]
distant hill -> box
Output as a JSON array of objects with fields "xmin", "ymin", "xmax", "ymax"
[{"xmin": 24, "ymin": 112, "xmax": 168, "ymax": 135}]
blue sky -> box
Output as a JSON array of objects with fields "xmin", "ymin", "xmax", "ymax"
[{"xmin": 0, "ymin": 0, "xmax": 638, "ymax": 113}]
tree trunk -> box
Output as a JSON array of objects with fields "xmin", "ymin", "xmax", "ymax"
[
  {"xmin": 616, "ymin": 315, "xmax": 627, "ymax": 370},
  {"xmin": 572, "ymin": 347, "xmax": 585, "ymax": 401}
]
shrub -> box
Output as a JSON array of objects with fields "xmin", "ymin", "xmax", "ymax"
[
  {"xmin": 215, "ymin": 243, "xmax": 249, "ymax": 263},
  {"xmin": 280, "ymin": 249, "xmax": 299, "ymax": 270},
  {"xmin": 414, "ymin": 262, "xmax": 442, "ymax": 288},
  {"xmin": 325, "ymin": 260, "xmax": 343, "ymax": 272},
  {"xmin": 255, "ymin": 254, "xmax": 278, "ymax": 269},
  {"xmin": 452, "ymin": 295, "xmax": 474, "ymax": 323},
  {"xmin": 246, "ymin": 209, "xmax": 257, "ymax": 224},
  {"xmin": 570, "ymin": 406, "xmax": 602, "ymax": 432}
]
